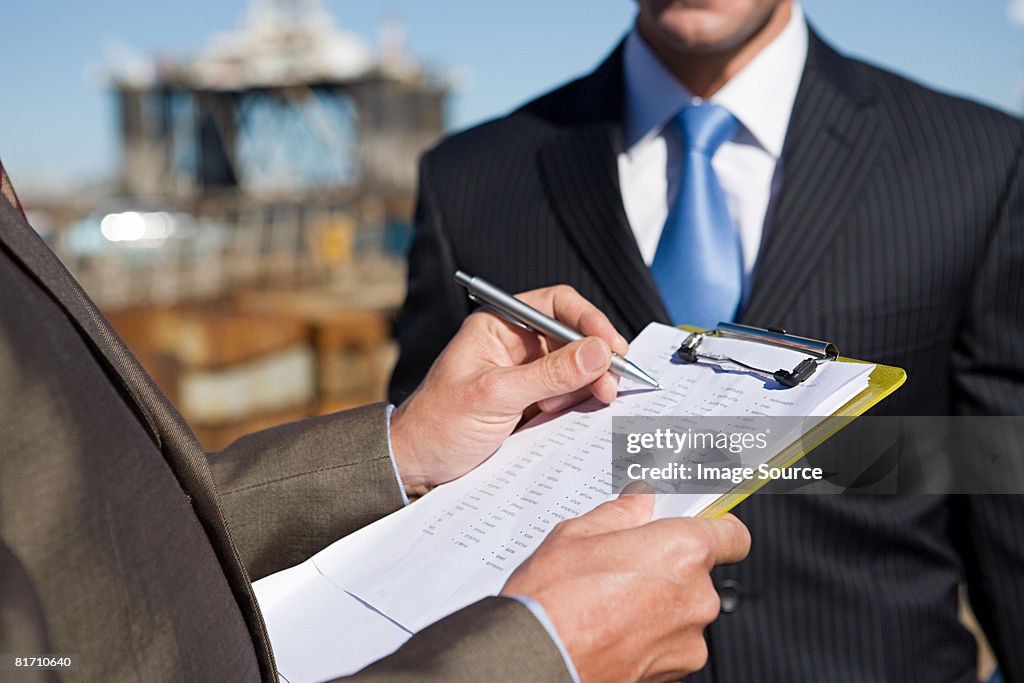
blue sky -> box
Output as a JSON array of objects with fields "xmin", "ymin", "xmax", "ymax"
[{"xmin": 0, "ymin": 1, "xmax": 1021, "ymax": 189}]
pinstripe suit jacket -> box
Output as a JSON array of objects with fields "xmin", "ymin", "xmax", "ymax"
[
  {"xmin": 390, "ymin": 30, "xmax": 1024, "ymax": 682},
  {"xmin": 0, "ymin": 178, "xmax": 570, "ymax": 680}
]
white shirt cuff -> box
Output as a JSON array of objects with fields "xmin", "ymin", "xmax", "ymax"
[
  {"xmin": 384, "ymin": 404, "xmax": 410, "ymax": 506},
  {"xmin": 508, "ymin": 595, "xmax": 581, "ymax": 683}
]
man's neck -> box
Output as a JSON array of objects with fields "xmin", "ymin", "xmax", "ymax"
[{"xmin": 638, "ymin": 2, "xmax": 794, "ymax": 99}]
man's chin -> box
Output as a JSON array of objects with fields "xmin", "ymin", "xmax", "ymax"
[
  {"xmin": 652, "ymin": 26, "xmax": 753, "ymax": 56},
  {"xmin": 641, "ymin": 0, "xmax": 787, "ymax": 58}
]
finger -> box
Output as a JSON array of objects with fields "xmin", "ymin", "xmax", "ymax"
[
  {"xmin": 705, "ymin": 513, "xmax": 752, "ymax": 566},
  {"xmin": 537, "ymin": 358, "xmax": 620, "ymax": 412},
  {"xmin": 577, "ymin": 309, "xmax": 629, "ymax": 356},
  {"xmin": 492, "ymin": 337, "xmax": 612, "ymax": 409},
  {"xmin": 625, "ymin": 514, "xmax": 750, "ymax": 570},
  {"xmin": 518, "ymin": 286, "xmax": 629, "ymax": 355},
  {"xmin": 537, "ymin": 387, "xmax": 593, "ymax": 413},
  {"xmin": 591, "ymin": 372, "xmax": 619, "ymax": 404},
  {"xmin": 566, "ymin": 483, "xmax": 654, "ymax": 536},
  {"xmin": 537, "ymin": 372, "xmax": 619, "ymax": 412},
  {"xmin": 650, "ymin": 515, "xmax": 752, "ymax": 568},
  {"xmin": 463, "ymin": 308, "xmax": 548, "ymax": 366},
  {"xmin": 619, "ymin": 480, "xmax": 653, "ymax": 496}
]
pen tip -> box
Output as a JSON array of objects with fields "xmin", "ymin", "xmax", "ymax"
[{"xmin": 655, "ymin": 383, "xmax": 664, "ymax": 390}]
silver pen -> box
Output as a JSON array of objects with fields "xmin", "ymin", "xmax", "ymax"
[{"xmin": 454, "ymin": 271, "xmax": 662, "ymax": 390}]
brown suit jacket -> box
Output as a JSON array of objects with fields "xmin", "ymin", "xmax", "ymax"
[{"xmin": 0, "ymin": 180, "xmax": 570, "ymax": 682}]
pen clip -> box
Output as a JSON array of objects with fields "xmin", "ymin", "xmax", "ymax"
[{"xmin": 468, "ymin": 294, "xmax": 534, "ymax": 332}]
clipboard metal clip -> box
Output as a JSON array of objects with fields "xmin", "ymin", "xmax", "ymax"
[{"xmin": 676, "ymin": 322, "xmax": 840, "ymax": 388}]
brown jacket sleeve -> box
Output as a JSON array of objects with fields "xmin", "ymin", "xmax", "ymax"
[
  {"xmin": 207, "ymin": 403, "xmax": 405, "ymax": 580},
  {"xmin": 346, "ymin": 597, "xmax": 573, "ymax": 683},
  {"xmin": 207, "ymin": 409, "xmax": 574, "ymax": 682}
]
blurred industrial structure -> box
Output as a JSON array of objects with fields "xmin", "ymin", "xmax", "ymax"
[
  {"xmin": 112, "ymin": 0, "xmax": 443, "ymax": 197},
  {"xmin": 44, "ymin": 0, "xmax": 449, "ymax": 448}
]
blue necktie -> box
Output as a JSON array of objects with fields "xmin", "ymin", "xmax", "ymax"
[{"xmin": 650, "ymin": 103, "xmax": 742, "ymax": 329}]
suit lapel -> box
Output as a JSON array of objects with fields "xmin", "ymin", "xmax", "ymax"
[
  {"xmin": 743, "ymin": 31, "xmax": 884, "ymax": 325},
  {"xmin": 0, "ymin": 197, "xmax": 278, "ymax": 680},
  {"xmin": 536, "ymin": 31, "xmax": 885, "ymax": 334},
  {"xmin": 0, "ymin": 198, "xmax": 164, "ymax": 446},
  {"xmin": 536, "ymin": 44, "xmax": 669, "ymax": 334},
  {"xmin": 538, "ymin": 127, "xmax": 669, "ymax": 332}
]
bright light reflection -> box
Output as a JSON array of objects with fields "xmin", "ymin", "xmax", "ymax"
[{"xmin": 100, "ymin": 211, "xmax": 175, "ymax": 242}]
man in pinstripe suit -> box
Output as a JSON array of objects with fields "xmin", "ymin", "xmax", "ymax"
[{"xmin": 390, "ymin": 0, "xmax": 1024, "ymax": 680}]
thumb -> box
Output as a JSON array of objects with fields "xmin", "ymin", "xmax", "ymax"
[
  {"xmin": 497, "ymin": 337, "xmax": 612, "ymax": 410},
  {"xmin": 570, "ymin": 482, "xmax": 654, "ymax": 536},
  {"xmin": 703, "ymin": 513, "xmax": 752, "ymax": 567}
]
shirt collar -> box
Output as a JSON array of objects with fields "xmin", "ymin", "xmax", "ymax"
[{"xmin": 622, "ymin": 2, "xmax": 808, "ymax": 159}]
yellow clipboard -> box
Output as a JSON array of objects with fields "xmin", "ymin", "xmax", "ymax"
[{"xmin": 673, "ymin": 324, "xmax": 907, "ymax": 518}]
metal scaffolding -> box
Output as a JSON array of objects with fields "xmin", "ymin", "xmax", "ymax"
[{"xmin": 111, "ymin": 0, "xmax": 447, "ymax": 201}]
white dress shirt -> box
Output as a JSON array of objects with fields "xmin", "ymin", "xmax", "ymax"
[{"xmin": 618, "ymin": 4, "xmax": 809, "ymax": 296}]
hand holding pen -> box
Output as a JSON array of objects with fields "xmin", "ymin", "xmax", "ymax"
[{"xmin": 455, "ymin": 271, "xmax": 662, "ymax": 390}]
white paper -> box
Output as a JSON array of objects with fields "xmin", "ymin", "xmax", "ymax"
[
  {"xmin": 255, "ymin": 322, "xmax": 873, "ymax": 681},
  {"xmin": 256, "ymin": 562, "xmax": 412, "ymax": 681}
]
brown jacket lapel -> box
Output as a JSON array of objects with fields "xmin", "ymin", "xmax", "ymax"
[
  {"xmin": 0, "ymin": 161, "xmax": 25, "ymax": 219},
  {"xmin": 0, "ymin": 195, "xmax": 278, "ymax": 681}
]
